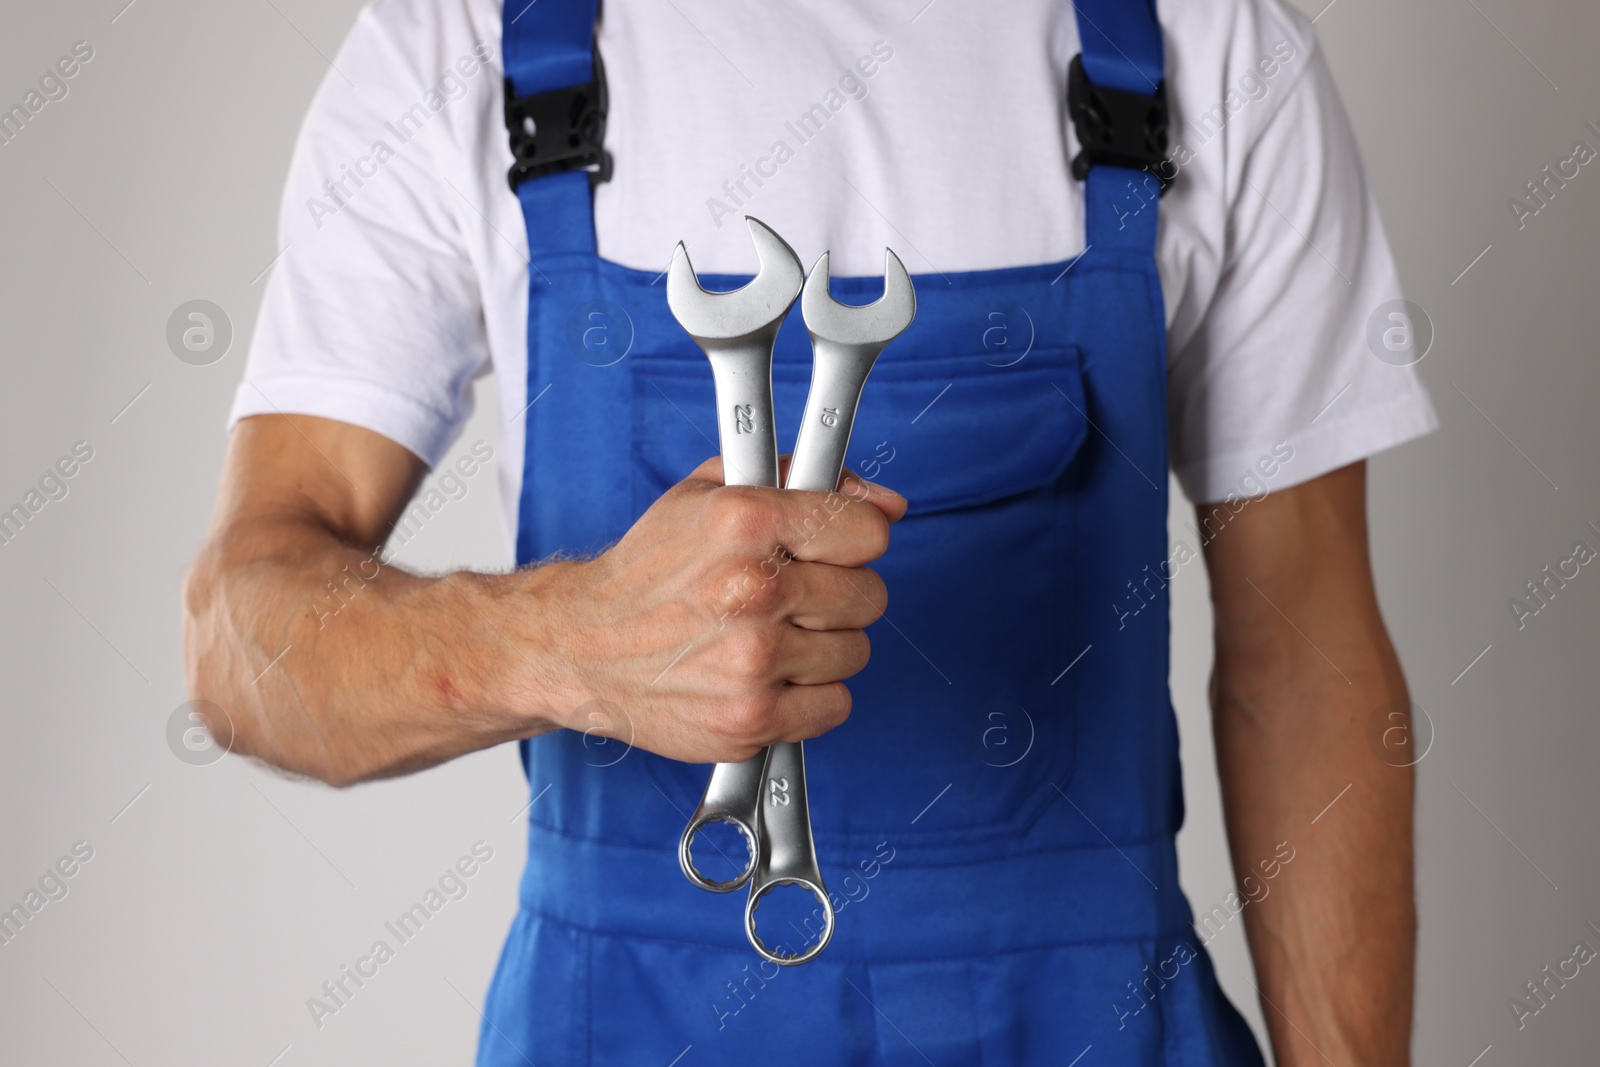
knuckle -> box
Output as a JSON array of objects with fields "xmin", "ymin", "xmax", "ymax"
[
  {"xmin": 705, "ymin": 488, "xmax": 774, "ymax": 545},
  {"xmin": 843, "ymin": 631, "xmax": 872, "ymax": 675},
  {"xmin": 715, "ymin": 740, "xmax": 764, "ymax": 764},
  {"xmin": 739, "ymin": 566, "xmax": 784, "ymax": 614},
  {"xmin": 784, "ymin": 504, "xmax": 830, "ymax": 552},
  {"xmin": 706, "ymin": 561, "xmax": 762, "ymax": 619},
  {"xmin": 750, "ymin": 584, "xmax": 784, "ymax": 619},
  {"xmin": 722, "ymin": 628, "xmax": 780, "ymax": 680},
  {"xmin": 822, "ymin": 632, "xmax": 871, "ymax": 683},
  {"xmin": 820, "ymin": 683, "xmax": 853, "ymax": 730},
  {"xmin": 858, "ymin": 569, "xmax": 889, "ymax": 618},
  {"xmin": 860, "ymin": 511, "xmax": 891, "ymax": 559},
  {"xmin": 717, "ymin": 693, "xmax": 779, "ymax": 746}
]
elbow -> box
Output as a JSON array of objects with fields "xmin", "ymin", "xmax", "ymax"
[
  {"xmin": 180, "ymin": 548, "xmax": 242, "ymax": 758},
  {"xmin": 181, "ymin": 547, "xmax": 362, "ymax": 789},
  {"xmin": 305, "ymin": 750, "xmax": 369, "ymax": 789}
]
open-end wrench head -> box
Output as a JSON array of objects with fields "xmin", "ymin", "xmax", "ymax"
[
  {"xmin": 667, "ymin": 217, "xmax": 804, "ymax": 343},
  {"xmin": 801, "ymin": 249, "xmax": 916, "ymax": 347}
]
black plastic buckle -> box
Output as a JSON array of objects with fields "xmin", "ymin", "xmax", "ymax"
[
  {"xmin": 504, "ymin": 54, "xmax": 612, "ymax": 191},
  {"xmin": 1067, "ymin": 54, "xmax": 1173, "ymax": 195}
]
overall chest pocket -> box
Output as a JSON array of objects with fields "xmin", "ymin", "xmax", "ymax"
[
  {"xmin": 631, "ymin": 347, "xmax": 1087, "ymax": 509},
  {"xmin": 633, "ymin": 345, "xmax": 1092, "ymax": 847}
]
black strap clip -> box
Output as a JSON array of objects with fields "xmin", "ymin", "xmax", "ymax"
[
  {"xmin": 1067, "ymin": 54, "xmax": 1174, "ymax": 195},
  {"xmin": 503, "ymin": 54, "xmax": 612, "ymax": 191}
]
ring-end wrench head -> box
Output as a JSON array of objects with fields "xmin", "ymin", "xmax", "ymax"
[
  {"xmin": 678, "ymin": 812, "xmax": 758, "ymax": 893},
  {"xmin": 800, "ymin": 248, "xmax": 916, "ymax": 348},
  {"xmin": 666, "ymin": 217, "xmax": 804, "ymax": 343},
  {"xmin": 744, "ymin": 878, "xmax": 836, "ymax": 966}
]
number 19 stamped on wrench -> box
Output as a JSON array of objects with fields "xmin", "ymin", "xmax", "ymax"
[{"xmin": 667, "ymin": 217, "xmax": 915, "ymax": 965}]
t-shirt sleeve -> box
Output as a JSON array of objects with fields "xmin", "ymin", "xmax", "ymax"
[
  {"xmin": 227, "ymin": 4, "xmax": 492, "ymax": 468},
  {"xmin": 1167, "ymin": 41, "xmax": 1438, "ymax": 504}
]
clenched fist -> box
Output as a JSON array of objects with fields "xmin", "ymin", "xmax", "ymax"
[{"xmin": 522, "ymin": 457, "xmax": 906, "ymax": 764}]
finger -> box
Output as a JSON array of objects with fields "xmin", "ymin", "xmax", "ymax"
[
  {"xmin": 779, "ymin": 563, "xmax": 887, "ymax": 631},
  {"xmin": 690, "ymin": 457, "xmax": 906, "ymax": 518},
  {"xmin": 770, "ymin": 680, "xmax": 852, "ymax": 741},
  {"xmin": 776, "ymin": 453, "xmax": 908, "ymax": 524},
  {"xmin": 762, "ymin": 490, "xmax": 892, "ymax": 567},
  {"xmin": 838, "ymin": 473, "xmax": 908, "ymax": 523},
  {"xmin": 775, "ymin": 627, "xmax": 871, "ymax": 686}
]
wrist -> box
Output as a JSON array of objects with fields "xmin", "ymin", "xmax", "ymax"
[{"xmin": 468, "ymin": 559, "xmax": 593, "ymax": 738}]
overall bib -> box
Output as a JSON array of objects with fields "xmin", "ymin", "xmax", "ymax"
[{"xmin": 484, "ymin": 2, "xmax": 1266, "ymax": 1063}]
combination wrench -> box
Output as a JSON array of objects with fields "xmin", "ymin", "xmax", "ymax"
[
  {"xmin": 667, "ymin": 218, "xmax": 916, "ymax": 965},
  {"xmin": 667, "ymin": 217, "xmax": 802, "ymax": 896},
  {"xmin": 743, "ymin": 247, "xmax": 915, "ymax": 965}
]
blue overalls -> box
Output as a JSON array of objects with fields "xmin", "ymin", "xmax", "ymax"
[{"xmin": 484, "ymin": 1, "xmax": 1266, "ymax": 1063}]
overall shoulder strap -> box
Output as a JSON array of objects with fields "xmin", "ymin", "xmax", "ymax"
[
  {"xmin": 1072, "ymin": 0, "xmax": 1164, "ymax": 93},
  {"xmin": 1068, "ymin": 0, "xmax": 1168, "ymax": 252},
  {"xmin": 501, "ymin": 0, "xmax": 605, "ymax": 258}
]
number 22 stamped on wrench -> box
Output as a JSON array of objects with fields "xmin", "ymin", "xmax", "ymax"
[{"xmin": 667, "ymin": 217, "xmax": 915, "ymax": 964}]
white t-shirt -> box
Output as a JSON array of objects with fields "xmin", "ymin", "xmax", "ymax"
[{"xmin": 230, "ymin": 0, "xmax": 1437, "ymax": 539}]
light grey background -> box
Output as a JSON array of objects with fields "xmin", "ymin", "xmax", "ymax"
[{"xmin": 1, "ymin": 0, "xmax": 1596, "ymax": 1064}]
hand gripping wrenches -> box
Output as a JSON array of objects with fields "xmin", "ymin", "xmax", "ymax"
[{"xmin": 667, "ymin": 218, "xmax": 916, "ymax": 965}]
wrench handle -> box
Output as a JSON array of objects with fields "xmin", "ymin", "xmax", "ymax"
[
  {"xmin": 742, "ymin": 335, "xmax": 885, "ymax": 963},
  {"xmin": 786, "ymin": 336, "xmax": 882, "ymax": 493},
  {"xmin": 705, "ymin": 342, "xmax": 780, "ymax": 490},
  {"xmin": 679, "ymin": 338, "xmax": 780, "ymax": 892}
]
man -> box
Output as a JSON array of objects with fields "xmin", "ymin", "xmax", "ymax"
[{"xmin": 184, "ymin": 0, "xmax": 1435, "ymax": 1062}]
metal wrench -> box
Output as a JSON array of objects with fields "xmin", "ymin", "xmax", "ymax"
[
  {"xmin": 667, "ymin": 221, "xmax": 916, "ymax": 964},
  {"xmin": 742, "ymin": 248, "xmax": 916, "ymax": 966},
  {"xmin": 667, "ymin": 217, "xmax": 803, "ymax": 894}
]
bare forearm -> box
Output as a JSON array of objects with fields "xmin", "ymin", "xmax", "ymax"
[
  {"xmin": 1202, "ymin": 463, "xmax": 1416, "ymax": 1066},
  {"xmin": 1213, "ymin": 633, "xmax": 1415, "ymax": 1066},
  {"xmin": 182, "ymin": 513, "xmax": 565, "ymax": 785}
]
